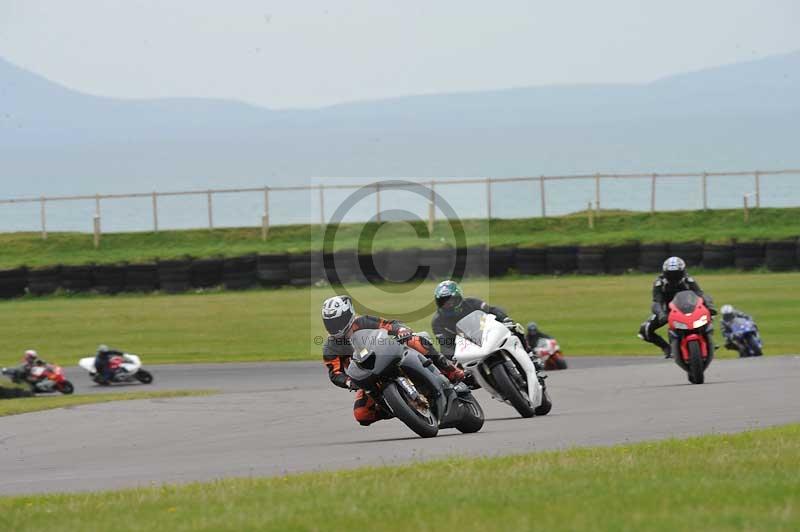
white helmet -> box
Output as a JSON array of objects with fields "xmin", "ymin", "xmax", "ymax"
[
  {"xmin": 662, "ymin": 256, "xmax": 686, "ymax": 283},
  {"xmin": 721, "ymin": 304, "xmax": 734, "ymax": 321},
  {"xmin": 23, "ymin": 349, "xmax": 38, "ymax": 364},
  {"xmin": 321, "ymin": 296, "xmax": 356, "ymax": 338}
]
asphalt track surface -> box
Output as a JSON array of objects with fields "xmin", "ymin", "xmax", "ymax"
[{"xmin": 0, "ymin": 355, "xmax": 798, "ymax": 495}]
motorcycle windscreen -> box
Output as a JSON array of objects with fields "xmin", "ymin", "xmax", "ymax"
[
  {"xmin": 672, "ymin": 290, "xmax": 699, "ymax": 314},
  {"xmin": 350, "ymin": 328, "xmax": 405, "ymax": 371},
  {"xmin": 456, "ymin": 310, "xmax": 487, "ymax": 347},
  {"xmin": 731, "ymin": 317, "xmax": 753, "ymax": 334}
]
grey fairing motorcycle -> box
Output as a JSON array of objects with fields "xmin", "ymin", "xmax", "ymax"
[{"xmin": 345, "ymin": 329, "xmax": 484, "ymax": 438}]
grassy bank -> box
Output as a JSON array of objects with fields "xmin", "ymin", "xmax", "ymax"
[
  {"xmin": 0, "ymin": 271, "xmax": 796, "ymax": 366},
  {"xmin": 1, "ymin": 424, "xmax": 798, "ymax": 531},
  {"xmin": 2, "ymin": 207, "xmax": 799, "ymax": 268},
  {"xmin": 0, "ymin": 390, "xmax": 215, "ymax": 417}
]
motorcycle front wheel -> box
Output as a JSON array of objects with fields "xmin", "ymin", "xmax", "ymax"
[
  {"xmin": 687, "ymin": 341, "xmax": 705, "ymax": 384},
  {"xmin": 745, "ymin": 336, "xmax": 763, "ymax": 357},
  {"xmin": 383, "ymin": 382, "xmax": 439, "ymax": 438},
  {"xmin": 491, "ymin": 363, "xmax": 535, "ymax": 418}
]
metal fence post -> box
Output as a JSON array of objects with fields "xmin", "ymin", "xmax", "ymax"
[
  {"xmin": 375, "ymin": 182, "xmax": 381, "ymax": 223},
  {"xmin": 743, "ymin": 194, "xmax": 750, "ymax": 222},
  {"xmin": 151, "ymin": 192, "xmax": 159, "ymax": 232},
  {"xmin": 262, "ymin": 186, "xmax": 270, "ymax": 240},
  {"xmin": 428, "ymin": 181, "xmax": 435, "ymax": 234},
  {"xmin": 207, "ymin": 190, "xmax": 214, "ymax": 229},
  {"xmin": 319, "ymin": 184, "xmax": 325, "ymax": 226},
  {"xmin": 755, "ymin": 171, "xmax": 761, "ymax": 208},
  {"xmin": 650, "ymin": 174, "xmax": 657, "ymax": 213},
  {"xmin": 539, "ymin": 176, "xmax": 546, "ymax": 217},
  {"xmin": 595, "ymin": 173, "xmax": 601, "ymax": 211},
  {"xmin": 702, "ymin": 172, "xmax": 708, "ymax": 210},
  {"xmin": 588, "ymin": 201, "xmax": 594, "ymax": 229},
  {"xmin": 40, "ymin": 197, "xmax": 47, "ymax": 240},
  {"xmin": 486, "ymin": 178, "xmax": 492, "ymax": 220},
  {"xmin": 93, "ymin": 215, "xmax": 101, "ymax": 249}
]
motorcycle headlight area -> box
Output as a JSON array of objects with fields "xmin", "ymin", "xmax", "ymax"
[
  {"xmin": 692, "ymin": 315, "xmax": 709, "ymax": 329},
  {"xmin": 354, "ymin": 348, "xmax": 376, "ymax": 369}
]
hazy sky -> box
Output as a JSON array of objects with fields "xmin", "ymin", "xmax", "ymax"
[{"xmin": 1, "ymin": 1, "xmax": 799, "ymax": 108}]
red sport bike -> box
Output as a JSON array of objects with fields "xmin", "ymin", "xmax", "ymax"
[
  {"xmin": 2, "ymin": 363, "xmax": 75, "ymax": 394},
  {"xmin": 667, "ymin": 290, "xmax": 714, "ymax": 384}
]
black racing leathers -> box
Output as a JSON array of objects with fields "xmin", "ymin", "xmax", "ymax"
[
  {"xmin": 432, "ymin": 297, "xmax": 510, "ymax": 359},
  {"xmin": 639, "ymin": 274, "xmax": 713, "ymax": 352},
  {"xmin": 322, "ymin": 315, "xmax": 451, "ymax": 389},
  {"xmin": 721, "ymin": 310, "xmax": 754, "ymax": 347}
]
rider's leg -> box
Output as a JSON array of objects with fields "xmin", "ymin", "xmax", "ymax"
[
  {"xmin": 406, "ymin": 336, "xmax": 464, "ymax": 383},
  {"xmin": 353, "ymin": 390, "xmax": 381, "ymax": 426},
  {"xmin": 639, "ymin": 314, "xmax": 671, "ymax": 356}
]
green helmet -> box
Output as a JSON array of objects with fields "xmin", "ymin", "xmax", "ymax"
[{"xmin": 434, "ymin": 280, "xmax": 463, "ymax": 314}]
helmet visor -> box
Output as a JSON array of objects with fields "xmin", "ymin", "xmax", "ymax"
[
  {"xmin": 324, "ymin": 313, "xmax": 353, "ymax": 337},
  {"xmin": 436, "ymin": 294, "xmax": 462, "ymax": 310}
]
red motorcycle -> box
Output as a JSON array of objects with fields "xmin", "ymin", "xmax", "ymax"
[
  {"xmin": 668, "ymin": 290, "xmax": 714, "ymax": 384},
  {"xmin": 2, "ymin": 363, "xmax": 75, "ymax": 394},
  {"xmin": 533, "ymin": 338, "xmax": 568, "ymax": 370}
]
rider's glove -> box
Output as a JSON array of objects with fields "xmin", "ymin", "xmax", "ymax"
[
  {"xmin": 345, "ymin": 378, "xmax": 359, "ymax": 391},
  {"xmin": 395, "ymin": 327, "xmax": 414, "ymax": 343},
  {"xmin": 502, "ymin": 318, "xmax": 525, "ymax": 336}
]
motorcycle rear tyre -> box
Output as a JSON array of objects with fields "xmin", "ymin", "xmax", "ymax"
[
  {"xmin": 383, "ymin": 382, "xmax": 439, "ymax": 438},
  {"xmin": 57, "ymin": 381, "xmax": 75, "ymax": 395},
  {"xmin": 454, "ymin": 395, "xmax": 485, "ymax": 433},
  {"xmin": 555, "ymin": 357, "xmax": 568, "ymax": 370},
  {"xmin": 491, "ymin": 363, "xmax": 535, "ymax": 418},
  {"xmin": 135, "ymin": 370, "xmax": 154, "ymax": 384}
]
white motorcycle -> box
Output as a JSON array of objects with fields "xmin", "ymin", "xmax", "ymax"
[
  {"xmin": 454, "ymin": 310, "xmax": 551, "ymax": 418},
  {"xmin": 78, "ymin": 353, "xmax": 153, "ymax": 385}
]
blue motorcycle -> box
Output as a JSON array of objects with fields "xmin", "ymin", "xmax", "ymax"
[{"xmin": 727, "ymin": 317, "xmax": 763, "ymax": 358}]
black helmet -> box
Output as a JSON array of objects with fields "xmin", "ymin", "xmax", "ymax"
[
  {"xmin": 662, "ymin": 256, "xmax": 686, "ymax": 284},
  {"xmin": 434, "ymin": 280, "xmax": 463, "ymax": 315},
  {"xmin": 321, "ymin": 295, "xmax": 356, "ymax": 338},
  {"xmin": 526, "ymin": 322, "xmax": 539, "ymax": 337}
]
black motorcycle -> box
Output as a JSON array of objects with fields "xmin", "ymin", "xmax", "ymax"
[{"xmin": 345, "ymin": 329, "xmax": 485, "ymax": 438}]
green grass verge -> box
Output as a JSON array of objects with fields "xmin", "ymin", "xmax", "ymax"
[
  {"xmin": 1, "ymin": 424, "xmax": 798, "ymax": 531},
  {"xmin": 2, "ymin": 207, "xmax": 799, "ymax": 268},
  {"xmin": 0, "ymin": 271, "xmax": 796, "ymax": 366},
  {"xmin": 0, "ymin": 390, "xmax": 215, "ymax": 417}
]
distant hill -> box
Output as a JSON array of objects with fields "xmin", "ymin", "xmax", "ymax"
[{"xmin": 1, "ymin": 51, "xmax": 798, "ymax": 196}]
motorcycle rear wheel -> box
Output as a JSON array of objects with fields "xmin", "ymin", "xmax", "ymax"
[
  {"xmin": 57, "ymin": 381, "xmax": 75, "ymax": 395},
  {"xmin": 135, "ymin": 370, "xmax": 154, "ymax": 384},
  {"xmin": 491, "ymin": 363, "xmax": 535, "ymax": 418},
  {"xmin": 554, "ymin": 357, "xmax": 568, "ymax": 370},
  {"xmin": 383, "ymin": 382, "xmax": 439, "ymax": 438},
  {"xmin": 454, "ymin": 395, "xmax": 485, "ymax": 433},
  {"xmin": 687, "ymin": 341, "xmax": 705, "ymax": 384}
]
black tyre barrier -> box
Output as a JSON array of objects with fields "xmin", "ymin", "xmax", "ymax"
[
  {"xmin": 0, "ymin": 386, "xmax": 34, "ymax": 399},
  {"xmin": 223, "ymin": 255, "xmax": 258, "ymax": 290},
  {"xmin": 381, "ymin": 248, "xmax": 424, "ymax": 283},
  {"xmin": 734, "ymin": 242, "xmax": 765, "ymax": 271},
  {"xmin": 669, "ymin": 242, "xmax": 704, "ymax": 267},
  {"xmin": 157, "ymin": 259, "xmax": 192, "ymax": 293},
  {"xmin": 288, "ymin": 252, "xmax": 324, "ymax": 287},
  {"xmin": 92, "ymin": 264, "xmax": 127, "ymax": 294},
  {"xmin": 638, "ymin": 243, "xmax": 670, "ymax": 273},
  {"xmin": 257, "ymin": 254, "xmax": 290, "ymax": 286},
  {"xmin": 323, "ymin": 251, "xmax": 359, "ymax": 285},
  {"xmin": 488, "ymin": 247, "xmax": 515, "ymax": 278},
  {"xmin": 419, "ymin": 248, "xmax": 457, "ymax": 281},
  {"xmin": 514, "ymin": 247, "xmax": 547, "ymax": 276},
  {"xmin": 765, "ymin": 240, "xmax": 798, "ymax": 271},
  {"xmin": 357, "ymin": 253, "xmax": 381, "ymax": 284},
  {"xmin": 60, "ymin": 265, "xmax": 93, "ymax": 293},
  {"xmin": 702, "ymin": 244, "xmax": 735, "ymax": 269},
  {"xmin": 28, "ymin": 267, "xmax": 61, "ymax": 296},
  {"xmin": 461, "ymin": 246, "xmax": 488, "ymax": 278},
  {"xmin": 190, "ymin": 258, "xmax": 224, "ymax": 288},
  {"xmin": 125, "ymin": 264, "xmax": 158, "ymax": 292},
  {"xmin": 0, "ymin": 268, "xmax": 28, "ymax": 299},
  {"xmin": 577, "ymin": 246, "xmax": 606, "ymax": 275},
  {"xmin": 605, "ymin": 243, "xmax": 639, "ymax": 274},
  {"xmin": 546, "ymin": 246, "xmax": 578, "ymax": 274}
]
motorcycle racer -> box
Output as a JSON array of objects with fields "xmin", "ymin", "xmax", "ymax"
[
  {"xmin": 720, "ymin": 304, "xmax": 755, "ymax": 350},
  {"xmin": 9, "ymin": 350, "xmax": 47, "ymax": 383},
  {"xmin": 94, "ymin": 344, "xmax": 125, "ymax": 385},
  {"xmin": 638, "ymin": 257, "xmax": 716, "ymax": 358},
  {"xmin": 431, "ymin": 280, "xmax": 539, "ymax": 366},
  {"xmin": 524, "ymin": 322, "xmax": 553, "ymax": 349},
  {"xmin": 321, "ymin": 295, "xmax": 464, "ymax": 426}
]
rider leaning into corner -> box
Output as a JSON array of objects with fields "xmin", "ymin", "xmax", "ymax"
[
  {"xmin": 94, "ymin": 344, "xmax": 125, "ymax": 385},
  {"xmin": 638, "ymin": 256, "xmax": 717, "ymax": 358},
  {"xmin": 431, "ymin": 280, "xmax": 544, "ymax": 370},
  {"xmin": 321, "ymin": 295, "xmax": 464, "ymax": 426},
  {"xmin": 720, "ymin": 304, "xmax": 755, "ymax": 350},
  {"xmin": 10, "ymin": 350, "xmax": 47, "ymax": 383}
]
